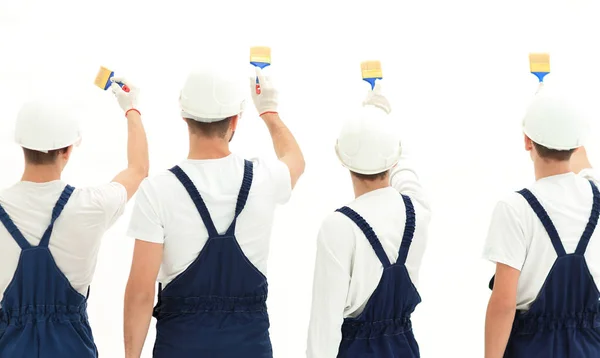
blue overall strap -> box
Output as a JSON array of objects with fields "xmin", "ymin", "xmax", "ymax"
[
  {"xmin": 575, "ymin": 180, "xmax": 600, "ymax": 255},
  {"xmin": 0, "ymin": 203, "xmax": 31, "ymax": 249},
  {"xmin": 225, "ymin": 160, "xmax": 254, "ymax": 236},
  {"xmin": 39, "ymin": 185, "xmax": 75, "ymax": 247},
  {"xmin": 517, "ymin": 188, "xmax": 567, "ymax": 257},
  {"xmin": 397, "ymin": 194, "xmax": 416, "ymax": 265},
  {"xmin": 336, "ymin": 206, "xmax": 391, "ymax": 268},
  {"xmin": 169, "ymin": 166, "xmax": 219, "ymax": 237}
]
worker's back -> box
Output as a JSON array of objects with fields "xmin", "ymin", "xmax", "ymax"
[
  {"xmin": 485, "ymin": 169, "xmax": 600, "ymax": 357},
  {"xmin": 127, "ymin": 153, "xmax": 291, "ymax": 357},
  {"xmin": 127, "ymin": 154, "xmax": 291, "ymax": 286},
  {"xmin": 485, "ymin": 170, "xmax": 600, "ymax": 309},
  {"xmin": 307, "ymin": 161, "xmax": 431, "ymax": 357},
  {"xmin": 0, "ymin": 181, "xmax": 127, "ymax": 357}
]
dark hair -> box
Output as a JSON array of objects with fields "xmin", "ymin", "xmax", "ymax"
[
  {"xmin": 23, "ymin": 147, "xmax": 69, "ymax": 165},
  {"xmin": 185, "ymin": 116, "xmax": 234, "ymax": 138},
  {"xmin": 351, "ymin": 170, "xmax": 389, "ymax": 181},
  {"xmin": 533, "ymin": 142, "xmax": 575, "ymax": 161}
]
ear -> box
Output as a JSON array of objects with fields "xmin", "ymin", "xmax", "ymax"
[
  {"xmin": 64, "ymin": 145, "xmax": 73, "ymax": 159},
  {"xmin": 524, "ymin": 134, "xmax": 533, "ymax": 151},
  {"xmin": 230, "ymin": 114, "xmax": 240, "ymax": 131}
]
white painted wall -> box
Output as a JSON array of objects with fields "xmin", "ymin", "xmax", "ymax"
[{"xmin": 1, "ymin": 0, "xmax": 599, "ymax": 356}]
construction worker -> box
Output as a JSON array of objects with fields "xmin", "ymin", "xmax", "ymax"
[
  {"xmin": 0, "ymin": 78, "xmax": 148, "ymax": 357},
  {"xmin": 123, "ymin": 63, "xmax": 305, "ymax": 358},
  {"xmin": 484, "ymin": 86, "xmax": 599, "ymax": 357},
  {"xmin": 306, "ymin": 82, "xmax": 431, "ymax": 358}
]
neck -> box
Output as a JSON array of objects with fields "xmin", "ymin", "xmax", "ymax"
[
  {"xmin": 533, "ymin": 159, "xmax": 571, "ymax": 181},
  {"xmin": 188, "ymin": 134, "xmax": 231, "ymax": 160},
  {"xmin": 21, "ymin": 164, "xmax": 62, "ymax": 183},
  {"xmin": 351, "ymin": 176, "xmax": 390, "ymax": 198}
]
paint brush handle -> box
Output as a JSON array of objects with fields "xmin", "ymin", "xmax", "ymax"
[
  {"xmin": 255, "ymin": 77, "xmax": 261, "ymax": 95},
  {"xmin": 116, "ymin": 82, "xmax": 130, "ymax": 93},
  {"xmin": 363, "ymin": 78, "xmax": 377, "ymax": 90}
]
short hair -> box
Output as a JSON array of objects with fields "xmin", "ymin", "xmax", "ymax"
[
  {"xmin": 351, "ymin": 170, "xmax": 390, "ymax": 181},
  {"xmin": 23, "ymin": 147, "xmax": 68, "ymax": 165},
  {"xmin": 185, "ymin": 116, "xmax": 234, "ymax": 138},
  {"xmin": 533, "ymin": 142, "xmax": 576, "ymax": 161}
]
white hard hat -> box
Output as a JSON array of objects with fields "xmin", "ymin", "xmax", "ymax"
[
  {"xmin": 335, "ymin": 105, "xmax": 402, "ymax": 175},
  {"xmin": 179, "ymin": 62, "xmax": 247, "ymax": 122},
  {"xmin": 14, "ymin": 99, "xmax": 82, "ymax": 153},
  {"xmin": 522, "ymin": 87, "xmax": 590, "ymax": 150}
]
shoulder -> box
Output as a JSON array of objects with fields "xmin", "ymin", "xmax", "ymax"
[
  {"xmin": 244, "ymin": 155, "xmax": 292, "ymax": 203},
  {"xmin": 139, "ymin": 169, "xmax": 180, "ymax": 188},
  {"xmin": 321, "ymin": 209, "xmax": 356, "ymax": 229},
  {"xmin": 0, "ymin": 185, "xmax": 16, "ymax": 202},
  {"xmin": 318, "ymin": 209, "xmax": 359, "ymax": 250},
  {"xmin": 400, "ymin": 193, "xmax": 431, "ymax": 225},
  {"xmin": 497, "ymin": 190, "xmax": 529, "ymax": 210},
  {"xmin": 70, "ymin": 182, "xmax": 127, "ymax": 208},
  {"xmin": 488, "ymin": 190, "xmax": 531, "ymax": 230},
  {"xmin": 247, "ymin": 156, "xmax": 289, "ymax": 180},
  {"xmin": 140, "ymin": 167, "xmax": 190, "ymax": 191},
  {"xmin": 130, "ymin": 169, "xmax": 185, "ymax": 206},
  {"xmin": 578, "ymin": 168, "xmax": 600, "ymax": 187}
]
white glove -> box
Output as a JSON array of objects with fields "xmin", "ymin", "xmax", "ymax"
[
  {"xmin": 110, "ymin": 77, "xmax": 139, "ymax": 113},
  {"xmin": 363, "ymin": 81, "xmax": 391, "ymax": 114},
  {"xmin": 249, "ymin": 67, "xmax": 278, "ymax": 115},
  {"xmin": 535, "ymin": 81, "xmax": 544, "ymax": 95}
]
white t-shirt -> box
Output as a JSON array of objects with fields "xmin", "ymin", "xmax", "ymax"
[
  {"xmin": 0, "ymin": 180, "xmax": 127, "ymax": 305},
  {"xmin": 126, "ymin": 154, "xmax": 292, "ymax": 286},
  {"xmin": 483, "ymin": 168, "xmax": 600, "ymax": 310},
  {"xmin": 306, "ymin": 156, "xmax": 431, "ymax": 358}
]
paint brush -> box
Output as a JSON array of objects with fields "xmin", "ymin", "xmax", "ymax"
[
  {"xmin": 94, "ymin": 66, "xmax": 129, "ymax": 92},
  {"xmin": 361, "ymin": 61, "xmax": 382, "ymax": 90},
  {"xmin": 529, "ymin": 53, "xmax": 550, "ymax": 83},
  {"xmin": 250, "ymin": 47, "xmax": 271, "ymax": 94}
]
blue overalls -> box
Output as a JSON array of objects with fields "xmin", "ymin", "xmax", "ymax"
[
  {"xmin": 335, "ymin": 194, "xmax": 421, "ymax": 358},
  {"xmin": 489, "ymin": 180, "xmax": 600, "ymax": 357},
  {"xmin": 0, "ymin": 185, "xmax": 97, "ymax": 358},
  {"xmin": 152, "ymin": 160, "xmax": 273, "ymax": 358}
]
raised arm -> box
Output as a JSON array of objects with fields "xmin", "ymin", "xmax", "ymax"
[
  {"xmin": 250, "ymin": 67, "xmax": 305, "ymax": 189},
  {"xmin": 363, "ymin": 82, "xmax": 429, "ymax": 208},
  {"xmin": 109, "ymin": 78, "xmax": 149, "ymax": 200}
]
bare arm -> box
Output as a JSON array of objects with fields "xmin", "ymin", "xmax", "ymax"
[
  {"xmin": 261, "ymin": 112, "xmax": 305, "ymax": 188},
  {"xmin": 112, "ymin": 110, "xmax": 149, "ymax": 200},
  {"xmin": 485, "ymin": 263, "xmax": 520, "ymax": 358},
  {"xmin": 124, "ymin": 240, "xmax": 163, "ymax": 358},
  {"xmin": 571, "ymin": 146, "xmax": 592, "ymax": 174}
]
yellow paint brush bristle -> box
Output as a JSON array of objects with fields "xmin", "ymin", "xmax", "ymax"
[
  {"xmin": 529, "ymin": 53, "xmax": 550, "ymax": 82},
  {"xmin": 361, "ymin": 61, "xmax": 382, "ymax": 78},
  {"xmin": 94, "ymin": 66, "xmax": 114, "ymax": 90},
  {"xmin": 361, "ymin": 61, "xmax": 382, "ymax": 89},
  {"xmin": 250, "ymin": 47, "xmax": 271, "ymax": 68}
]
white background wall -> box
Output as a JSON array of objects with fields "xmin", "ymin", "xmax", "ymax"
[{"xmin": 1, "ymin": 0, "xmax": 600, "ymax": 357}]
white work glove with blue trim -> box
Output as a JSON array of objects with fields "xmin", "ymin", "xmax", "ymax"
[
  {"xmin": 363, "ymin": 81, "xmax": 391, "ymax": 114},
  {"xmin": 249, "ymin": 67, "xmax": 278, "ymax": 116},
  {"xmin": 110, "ymin": 77, "xmax": 140, "ymax": 114}
]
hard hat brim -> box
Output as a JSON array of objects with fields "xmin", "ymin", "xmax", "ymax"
[
  {"xmin": 335, "ymin": 142, "xmax": 402, "ymax": 175},
  {"xmin": 18, "ymin": 136, "xmax": 81, "ymax": 153}
]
